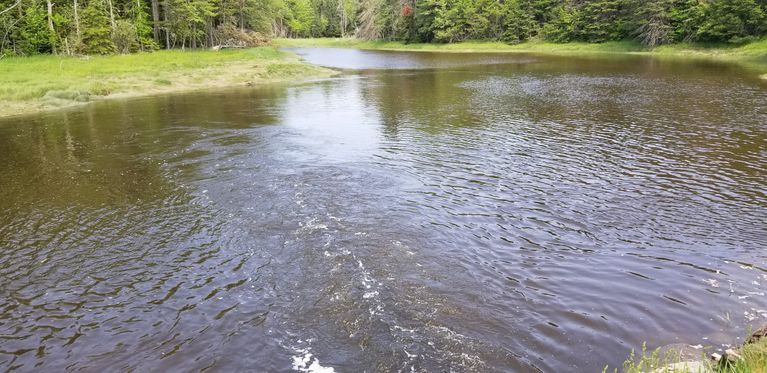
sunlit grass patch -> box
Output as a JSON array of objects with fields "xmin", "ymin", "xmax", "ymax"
[{"xmin": 0, "ymin": 46, "xmax": 335, "ymax": 117}]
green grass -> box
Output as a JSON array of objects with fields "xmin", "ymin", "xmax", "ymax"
[
  {"xmin": 276, "ymin": 37, "xmax": 642, "ymax": 53},
  {"xmin": 723, "ymin": 338, "xmax": 767, "ymax": 373},
  {"xmin": 0, "ymin": 47, "xmax": 335, "ymax": 117},
  {"xmin": 606, "ymin": 343, "xmax": 710, "ymax": 373},
  {"xmin": 606, "ymin": 337, "xmax": 767, "ymax": 373},
  {"xmin": 275, "ymin": 37, "xmax": 767, "ymax": 66}
]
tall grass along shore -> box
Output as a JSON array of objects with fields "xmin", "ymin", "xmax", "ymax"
[{"xmin": 0, "ymin": 47, "xmax": 335, "ymax": 119}]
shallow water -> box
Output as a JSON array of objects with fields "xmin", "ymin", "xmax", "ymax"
[{"xmin": 0, "ymin": 48, "xmax": 766, "ymax": 372}]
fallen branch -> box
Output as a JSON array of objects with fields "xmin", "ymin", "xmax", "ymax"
[{"xmin": 211, "ymin": 44, "xmax": 246, "ymax": 51}]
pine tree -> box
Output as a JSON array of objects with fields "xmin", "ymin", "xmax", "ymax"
[
  {"xmin": 79, "ymin": 0, "xmax": 115, "ymax": 54},
  {"xmin": 502, "ymin": 0, "xmax": 537, "ymax": 43},
  {"xmin": 413, "ymin": 0, "xmax": 439, "ymax": 42},
  {"xmin": 541, "ymin": 5, "xmax": 574, "ymax": 42},
  {"xmin": 17, "ymin": 5, "xmax": 54, "ymax": 54},
  {"xmin": 668, "ymin": 0, "xmax": 703, "ymax": 42},
  {"xmin": 573, "ymin": 0, "xmax": 626, "ymax": 43},
  {"xmin": 695, "ymin": 0, "xmax": 766, "ymax": 42},
  {"xmin": 632, "ymin": 0, "xmax": 672, "ymax": 47}
]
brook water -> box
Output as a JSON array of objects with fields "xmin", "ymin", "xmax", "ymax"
[{"xmin": 1, "ymin": 48, "xmax": 766, "ymax": 371}]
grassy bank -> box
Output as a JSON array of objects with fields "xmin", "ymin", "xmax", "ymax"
[
  {"xmin": 609, "ymin": 336, "xmax": 767, "ymax": 372},
  {"xmin": 0, "ymin": 47, "xmax": 336, "ymax": 118},
  {"xmin": 275, "ymin": 38, "xmax": 767, "ymax": 70}
]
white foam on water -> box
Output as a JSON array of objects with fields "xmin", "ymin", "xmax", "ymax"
[
  {"xmin": 298, "ymin": 218, "xmax": 328, "ymax": 232},
  {"xmin": 704, "ymin": 278, "xmax": 720, "ymax": 288},
  {"xmin": 291, "ymin": 348, "xmax": 335, "ymax": 373},
  {"xmin": 355, "ymin": 257, "xmax": 385, "ymax": 316}
]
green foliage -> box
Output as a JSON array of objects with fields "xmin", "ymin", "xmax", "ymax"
[
  {"xmin": 695, "ymin": 0, "xmax": 766, "ymax": 43},
  {"xmin": 502, "ymin": 0, "xmax": 537, "ymax": 43},
  {"xmin": 112, "ymin": 19, "xmax": 136, "ymax": 53},
  {"xmin": 17, "ymin": 6, "xmax": 53, "ymax": 55},
  {"xmin": 431, "ymin": 0, "xmax": 503, "ymax": 42},
  {"xmin": 413, "ymin": 0, "xmax": 438, "ymax": 42},
  {"xmin": 608, "ymin": 337, "xmax": 767, "ymax": 373},
  {"xmin": 3, "ymin": 0, "xmax": 767, "ymax": 56},
  {"xmin": 572, "ymin": 0, "xmax": 626, "ymax": 43},
  {"xmin": 631, "ymin": 0, "xmax": 673, "ymax": 47},
  {"xmin": 286, "ymin": 0, "xmax": 314, "ymax": 37},
  {"xmin": 612, "ymin": 343, "xmax": 707, "ymax": 373},
  {"xmin": 166, "ymin": 0, "xmax": 217, "ymax": 48},
  {"xmin": 129, "ymin": 0, "xmax": 158, "ymax": 50},
  {"xmin": 356, "ymin": 0, "xmax": 393, "ymax": 40},
  {"xmin": 541, "ymin": 5, "xmax": 575, "ymax": 42},
  {"xmin": 79, "ymin": 0, "xmax": 116, "ymax": 54},
  {"xmin": 668, "ymin": 0, "xmax": 704, "ymax": 42},
  {"xmin": 720, "ymin": 336, "xmax": 767, "ymax": 373}
]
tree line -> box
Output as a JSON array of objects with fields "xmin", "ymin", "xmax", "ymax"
[{"xmin": 1, "ymin": 0, "xmax": 766, "ymax": 56}]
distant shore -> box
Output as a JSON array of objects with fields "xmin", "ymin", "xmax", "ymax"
[
  {"xmin": 3, "ymin": 39, "xmax": 765, "ymax": 120},
  {"xmin": 0, "ymin": 47, "xmax": 336, "ymax": 119},
  {"xmin": 275, "ymin": 37, "xmax": 767, "ymax": 72}
]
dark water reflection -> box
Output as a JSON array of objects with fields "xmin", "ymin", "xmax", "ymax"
[{"xmin": 1, "ymin": 49, "xmax": 766, "ymax": 372}]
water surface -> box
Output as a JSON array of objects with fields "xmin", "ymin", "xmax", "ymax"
[{"xmin": 1, "ymin": 48, "xmax": 766, "ymax": 372}]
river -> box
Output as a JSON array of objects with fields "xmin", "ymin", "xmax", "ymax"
[{"xmin": 0, "ymin": 48, "xmax": 766, "ymax": 372}]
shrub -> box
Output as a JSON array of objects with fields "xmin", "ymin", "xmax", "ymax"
[{"xmin": 112, "ymin": 20, "xmax": 137, "ymax": 54}]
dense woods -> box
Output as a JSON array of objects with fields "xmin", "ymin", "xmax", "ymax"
[{"xmin": 1, "ymin": 0, "xmax": 766, "ymax": 56}]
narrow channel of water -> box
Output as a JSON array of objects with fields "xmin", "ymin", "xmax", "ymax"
[{"xmin": 0, "ymin": 49, "xmax": 765, "ymax": 371}]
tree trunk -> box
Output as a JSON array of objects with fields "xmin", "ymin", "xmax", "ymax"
[
  {"xmin": 163, "ymin": 2, "xmax": 170, "ymax": 49},
  {"xmin": 150, "ymin": 0, "xmax": 160, "ymax": 43},
  {"xmin": 106, "ymin": 0, "xmax": 115, "ymax": 29},
  {"xmin": 46, "ymin": 0, "xmax": 56, "ymax": 54},
  {"xmin": 73, "ymin": 0, "xmax": 80, "ymax": 40},
  {"xmin": 239, "ymin": 0, "xmax": 244, "ymax": 31},
  {"xmin": 206, "ymin": 17, "xmax": 212, "ymax": 47}
]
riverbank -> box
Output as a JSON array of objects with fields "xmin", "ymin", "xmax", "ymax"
[
  {"xmin": 275, "ymin": 38, "xmax": 767, "ymax": 70},
  {"xmin": 613, "ymin": 327, "xmax": 767, "ymax": 373},
  {"xmin": 0, "ymin": 47, "xmax": 336, "ymax": 119}
]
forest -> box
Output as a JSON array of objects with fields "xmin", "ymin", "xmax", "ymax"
[{"xmin": 1, "ymin": 0, "xmax": 766, "ymax": 56}]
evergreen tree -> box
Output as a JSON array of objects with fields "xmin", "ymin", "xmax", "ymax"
[
  {"xmin": 17, "ymin": 5, "xmax": 54, "ymax": 54},
  {"xmin": 573, "ymin": 0, "xmax": 627, "ymax": 42},
  {"xmin": 413, "ymin": 0, "xmax": 438, "ymax": 42},
  {"xmin": 79, "ymin": 0, "xmax": 115, "ymax": 54},
  {"xmin": 541, "ymin": 5, "xmax": 575, "ymax": 42},
  {"xmin": 695, "ymin": 0, "xmax": 766, "ymax": 42},
  {"xmin": 4, "ymin": 0, "xmax": 767, "ymax": 56},
  {"xmin": 502, "ymin": 0, "xmax": 536, "ymax": 43},
  {"xmin": 631, "ymin": 0, "xmax": 672, "ymax": 47},
  {"xmin": 668, "ymin": 0, "xmax": 703, "ymax": 42}
]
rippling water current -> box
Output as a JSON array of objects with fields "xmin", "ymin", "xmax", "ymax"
[{"xmin": 1, "ymin": 49, "xmax": 766, "ymax": 372}]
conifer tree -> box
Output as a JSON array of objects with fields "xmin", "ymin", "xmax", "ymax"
[
  {"xmin": 632, "ymin": 0, "xmax": 672, "ymax": 47},
  {"xmin": 79, "ymin": 0, "xmax": 115, "ymax": 54}
]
